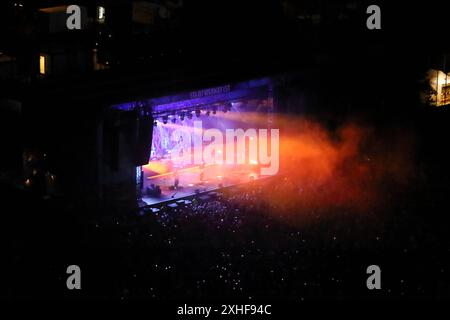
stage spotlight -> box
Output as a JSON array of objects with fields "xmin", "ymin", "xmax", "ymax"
[
  {"xmin": 162, "ymin": 116, "xmax": 168, "ymax": 124},
  {"xmin": 195, "ymin": 109, "xmax": 201, "ymax": 118}
]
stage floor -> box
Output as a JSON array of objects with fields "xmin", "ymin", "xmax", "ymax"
[{"xmin": 139, "ymin": 164, "xmax": 261, "ymax": 206}]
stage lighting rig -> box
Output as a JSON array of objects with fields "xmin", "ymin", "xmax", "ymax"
[{"xmin": 224, "ymin": 103, "xmax": 232, "ymax": 113}]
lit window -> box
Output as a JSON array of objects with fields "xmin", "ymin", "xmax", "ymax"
[
  {"xmin": 427, "ymin": 69, "xmax": 450, "ymax": 107},
  {"xmin": 39, "ymin": 55, "xmax": 46, "ymax": 75},
  {"xmin": 97, "ymin": 6, "xmax": 106, "ymax": 23}
]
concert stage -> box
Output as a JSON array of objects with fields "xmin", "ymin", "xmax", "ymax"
[
  {"xmin": 140, "ymin": 163, "xmax": 261, "ymax": 206},
  {"xmin": 111, "ymin": 77, "xmax": 277, "ymax": 207}
]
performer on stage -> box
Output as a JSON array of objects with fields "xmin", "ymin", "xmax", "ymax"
[{"xmin": 173, "ymin": 170, "xmax": 180, "ymax": 189}]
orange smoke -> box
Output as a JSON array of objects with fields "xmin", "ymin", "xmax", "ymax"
[
  {"xmin": 233, "ymin": 114, "xmax": 417, "ymax": 220},
  {"xmin": 145, "ymin": 110, "xmax": 417, "ymax": 220}
]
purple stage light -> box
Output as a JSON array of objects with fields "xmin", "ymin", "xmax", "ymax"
[{"xmin": 111, "ymin": 77, "xmax": 273, "ymax": 116}]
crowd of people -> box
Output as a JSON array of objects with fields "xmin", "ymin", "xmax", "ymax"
[{"xmin": 87, "ymin": 175, "xmax": 450, "ymax": 300}]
